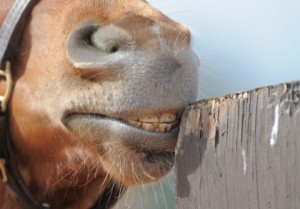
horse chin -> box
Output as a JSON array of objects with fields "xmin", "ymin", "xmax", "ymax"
[
  {"xmin": 101, "ymin": 148, "xmax": 175, "ymax": 185},
  {"xmin": 62, "ymin": 112, "xmax": 178, "ymax": 185}
]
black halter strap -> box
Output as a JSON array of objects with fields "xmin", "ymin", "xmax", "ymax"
[
  {"xmin": 0, "ymin": 1, "xmax": 122, "ymax": 209},
  {"xmin": 0, "ymin": 1, "xmax": 51, "ymax": 208}
]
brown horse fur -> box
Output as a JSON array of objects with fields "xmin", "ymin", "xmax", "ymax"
[{"xmin": 0, "ymin": 0, "xmax": 199, "ymax": 208}]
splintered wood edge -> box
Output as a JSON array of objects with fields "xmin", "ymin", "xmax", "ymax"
[
  {"xmin": 175, "ymin": 80, "xmax": 300, "ymax": 209},
  {"xmin": 179, "ymin": 81, "xmax": 298, "ymax": 144}
]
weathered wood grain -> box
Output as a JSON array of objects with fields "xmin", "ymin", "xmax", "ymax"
[{"xmin": 176, "ymin": 81, "xmax": 300, "ymax": 209}]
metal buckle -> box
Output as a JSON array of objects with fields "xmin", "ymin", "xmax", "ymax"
[
  {"xmin": 0, "ymin": 61, "xmax": 13, "ymax": 112},
  {"xmin": 0, "ymin": 159, "xmax": 8, "ymax": 182}
]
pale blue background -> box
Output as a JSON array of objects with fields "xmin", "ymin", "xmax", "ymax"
[
  {"xmin": 114, "ymin": 0, "xmax": 300, "ymax": 208},
  {"xmin": 150, "ymin": 0, "xmax": 300, "ymax": 99}
]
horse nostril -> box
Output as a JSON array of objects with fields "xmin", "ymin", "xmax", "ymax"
[
  {"xmin": 81, "ymin": 27, "xmax": 97, "ymax": 47},
  {"xmin": 67, "ymin": 21, "xmax": 134, "ymax": 57},
  {"xmin": 91, "ymin": 25, "xmax": 134, "ymax": 53},
  {"xmin": 110, "ymin": 45, "xmax": 119, "ymax": 54},
  {"xmin": 66, "ymin": 21, "xmax": 136, "ymax": 72},
  {"xmin": 82, "ymin": 29, "xmax": 120, "ymax": 54}
]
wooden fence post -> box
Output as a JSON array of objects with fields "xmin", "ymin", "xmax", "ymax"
[{"xmin": 176, "ymin": 81, "xmax": 300, "ymax": 209}]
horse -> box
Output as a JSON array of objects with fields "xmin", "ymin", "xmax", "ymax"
[{"xmin": 0, "ymin": 0, "xmax": 199, "ymax": 208}]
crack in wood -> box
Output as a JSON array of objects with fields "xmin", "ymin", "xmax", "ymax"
[{"xmin": 176, "ymin": 81, "xmax": 300, "ymax": 209}]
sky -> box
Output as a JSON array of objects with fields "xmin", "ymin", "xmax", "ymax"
[{"xmin": 148, "ymin": 0, "xmax": 300, "ymax": 99}]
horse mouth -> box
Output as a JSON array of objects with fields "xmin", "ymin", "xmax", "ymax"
[
  {"xmin": 63, "ymin": 111, "xmax": 181, "ymax": 152},
  {"xmin": 123, "ymin": 113, "xmax": 179, "ymax": 133}
]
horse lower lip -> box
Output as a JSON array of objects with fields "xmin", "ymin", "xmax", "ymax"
[{"xmin": 63, "ymin": 113, "xmax": 179, "ymax": 152}]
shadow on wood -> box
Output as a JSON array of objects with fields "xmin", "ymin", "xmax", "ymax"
[{"xmin": 176, "ymin": 81, "xmax": 300, "ymax": 209}]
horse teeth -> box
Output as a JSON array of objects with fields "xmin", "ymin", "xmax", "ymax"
[
  {"xmin": 128, "ymin": 120, "xmax": 142, "ymax": 127},
  {"xmin": 159, "ymin": 124, "xmax": 168, "ymax": 132},
  {"xmin": 126, "ymin": 113, "xmax": 178, "ymax": 132},
  {"xmin": 166, "ymin": 124, "xmax": 173, "ymax": 132},
  {"xmin": 128, "ymin": 121, "xmax": 174, "ymax": 133},
  {"xmin": 160, "ymin": 113, "xmax": 176, "ymax": 122},
  {"xmin": 142, "ymin": 123, "xmax": 155, "ymax": 131},
  {"xmin": 158, "ymin": 123, "xmax": 173, "ymax": 132},
  {"xmin": 139, "ymin": 116, "xmax": 159, "ymax": 123}
]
